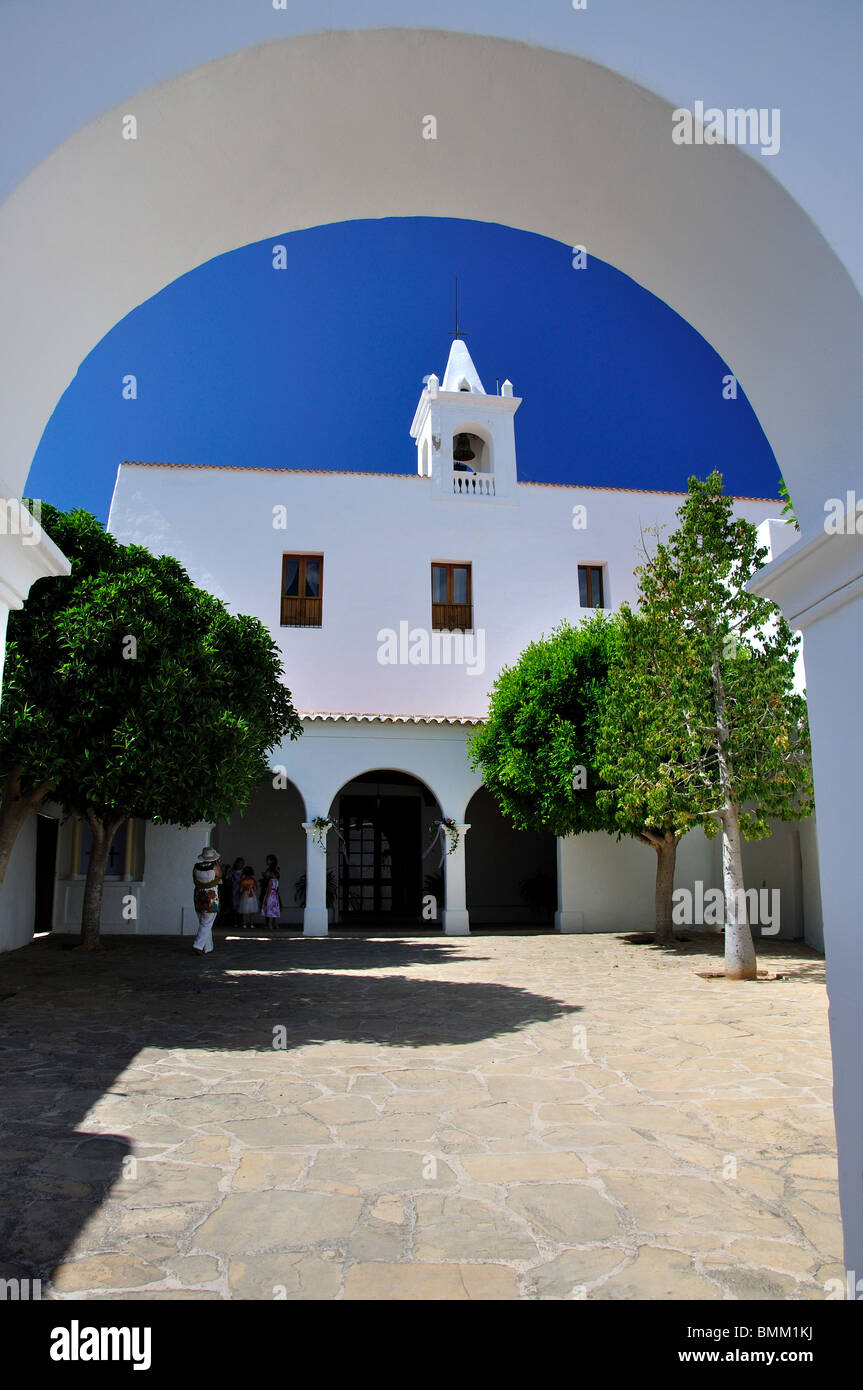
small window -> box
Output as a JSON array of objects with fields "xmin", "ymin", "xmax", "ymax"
[
  {"xmin": 281, "ymin": 554, "xmax": 323, "ymax": 627},
  {"xmin": 432, "ymin": 563, "xmax": 473, "ymax": 630},
  {"xmin": 79, "ymin": 820, "xmax": 128, "ymax": 877},
  {"xmin": 578, "ymin": 565, "xmax": 604, "ymax": 609}
]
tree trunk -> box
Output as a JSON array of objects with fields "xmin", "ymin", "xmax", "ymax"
[
  {"xmin": 711, "ymin": 650, "xmax": 757, "ymax": 980},
  {"xmin": 79, "ymin": 810, "xmax": 124, "ymax": 951},
  {"xmin": 0, "ymin": 767, "xmax": 51, "ymax": 887},
  {"xmin": 653, "ymin": 832, "xmax": 679, "ymax": 944},
  {"xmin": 721, "ymin": 800, "xmax": 757, "ymax": 980}
]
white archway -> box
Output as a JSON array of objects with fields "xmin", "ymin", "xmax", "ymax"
[{"xmin": 2, "ymin": 28, "xmax": 861, "ymax": 1268}]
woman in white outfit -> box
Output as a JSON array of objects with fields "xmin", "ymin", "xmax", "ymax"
[{"xmin": 192, "ymin": 847, "xmax": 222, "ymax": 954}]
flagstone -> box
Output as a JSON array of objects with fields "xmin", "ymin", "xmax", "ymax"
[
  {"xmin": 112, "ymin": 1205, "xmax": 199, "ymax": 1237},
  {"xmin": 413, "ymin": 1195, "xmax": 539, "ymax": 1262},
  {"xmin": 580, "ymin": 1141, "xmax": 689, "ymax": 1173},
  {"xmin": 121, "ymin": 1236, "xmax": 180, "ymax": 1262},
  {"xmin": 0, "ymin": 932, "xmax": 840, "ymax": 1298},
  {"xmin": 154, "ymin": 1096, "xmax": 278, "ymax": 1126},
  {"xmin": 344, "ymin": 1262, "xmax": 518, "ymax": 1300},
  {"xmin": 600, "ymin": 1171, "xmax": 790, "ymax": 1242},
  {"xmin": 702, "ymin": 1262, "xmax": 799, "ymax": 1300},
  {"xmin": 793, "ymin": 1186, "xmax": 842, "ymax": 1216},
  {"xmin": 785, "ymin": 1153, "xmax": 839, "ymax": 1181},
  {"xmin": 485, "ymin": 1075, "xmax": 588, "ymax": 1104},
  {"xmin": 525, "ymin": 1248, "xmax": 627, "ymax": 1298},
  {"xmin": 591, "ymin": 1246, "xmax": 718, "ymax": 1300},
  {"xmin": 51, "ymin": 1253, "xmax": 164, "ymax": 1292},
  {"xmin": 167, "ymin": 1254, "xmax": 222, "ymax": 1284},
  {"xmin": 110, "ymin": 1163, "xmax": 224, "ymax": 1206},
  {"xmin": 300, "ymin": 1095, "xmax": 381, "ymax": 1125},
  {"xmin": 383, "ymin": 1088, "xmax": 487, "ymax": 1116},
  {"xmin": 194, "ymin": 1190, "xmax": 364, "ymax": 1253},
  {"xmin": 449, "ymin": 1103, "xmax": 533, "ymax": 1138},
  {"xmin": 507, "ymin": 1182, "xmax": 624, "ymax": 1244},
  {"xmin": 346, "ymin": 1224, "xmax": 406, "ymax": 1261},
  {"xmin": 228, "ymin": 1251, "xmax": 342, "ymax": 1299},
  {"xmin": 308, "ymin": 1148, "xmax": 456, "ymax": 1191},
  {"xmin": 231, "ymin": 1151, "xmax": 306, "ymax": 1190},
  {"xmin": 342, "ymin": 1114, "xmax": 440, "ymax": 1143},
  {"xmin": 167, "ymin": 1136, "xmax": 233, "ymax": 1164},
  {"xmin": 221, "ymin": 1115, "xmax": 330, "ymax": 1147},
  {"xmin": 722, "ymin": 1237, "xmax": 816, "ymax": 1275},
  {"xmin": 460, "ymin": 1152, "xmax": 589, "ymax": 1183},
  {"xmin": 590, "ymin": 1105, "xmax": 712, "ymax": 1138}
]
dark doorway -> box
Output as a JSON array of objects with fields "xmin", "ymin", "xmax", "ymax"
[
  {"xmin": 340, "ymin": 795, "xmax": 421, "ymax": 922},
  {"xmin": 34, "ymin": 814, "xmax": 59, "ymax": 934}
]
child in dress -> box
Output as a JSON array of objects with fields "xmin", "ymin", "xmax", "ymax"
[
  {"xmin": 237, "ymin": 865, "xmax": 259, "ymax": 929},
  {"xmin": 260, "ymin": 854, "xmax": 282, "ymax": 929}
]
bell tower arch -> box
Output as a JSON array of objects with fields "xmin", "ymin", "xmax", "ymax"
[{"xmin": 410, "ymin": 338, "xmax": 521, "ymax": 501}]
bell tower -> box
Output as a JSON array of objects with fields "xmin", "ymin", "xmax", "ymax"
[{"xmin": 410, "ymin": 337, "xmax": 521, "ymax": 501}]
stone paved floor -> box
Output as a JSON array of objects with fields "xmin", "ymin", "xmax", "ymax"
[{"xmin": 0, "ymin": 929, "xmax": 842, "ymax": 1300}]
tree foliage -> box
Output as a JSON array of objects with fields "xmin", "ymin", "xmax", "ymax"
[
  {"xmin": 0, "ymin": 505, "xmax": 302, "ymax": 945},
  {"xmin": 468, "ymin": 613, "xmax": 619, "ymax": 837},
  {"xmin": 598, "ymin": 472, "xmax": 813, "ymax": 977}
]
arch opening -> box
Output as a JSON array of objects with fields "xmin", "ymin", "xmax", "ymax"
[
  {"xmin": 211, "ymin": 774, "xmax": 306, "ymax": 929},
  {"xmin": 465, "ymin": 785, "xmax": 557, "ymax": 928},
  {"xmin": 328, "ymin": 768, "xmax": 443, "ymax": 927}
]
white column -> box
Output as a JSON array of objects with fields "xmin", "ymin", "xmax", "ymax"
[
  {"xmin": 442, "ymin": 822, "xmax": 470, "ymax": 935},
  {"xmin": 554, "ymin": 835, "xmax": 585, "ymax": 933},
  {"xmin": 750, "ymin": 522, "xmax": 863, "ymax": 1275},
  {"xmin": 302, "ymin": 822, "xmax": 329, "ymax": 936},
  {"xmin": 0, "ymin": 506, "xmax": 71, "ymax": 704},
  {"xmin": 0, "ymin": 603, "xmax": 8, "ymax": 695}
]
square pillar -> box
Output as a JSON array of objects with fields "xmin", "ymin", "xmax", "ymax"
[
  {"xmin": 302, "ymin": 821, "xmax": 329, "ymax": 936},
  {"xmin": 555, "ymin": 836, "xmax": 585, "ymax": 933},
  {"xmin": 442, "ymin": 822, "xmax": 470, "ymax": 935}
]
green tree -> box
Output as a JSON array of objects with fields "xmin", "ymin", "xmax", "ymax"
[
  {"xmin": 599, "ymin": 472, "xmax": 813, "ymax": 979},
  {"xmin": 0, "ymin": 506, "xmax": 301, "ymax": 947},
  {"xmin": 468, "ymin": 614, "xmax": 685, "ymax": 941}
]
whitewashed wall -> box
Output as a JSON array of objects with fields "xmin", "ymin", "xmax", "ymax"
[{"xmin": 108, "ymin": 463, "xmax": 778, "ymax": 721}]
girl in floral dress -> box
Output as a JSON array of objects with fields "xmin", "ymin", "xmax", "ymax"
[{"xmin": 260, "ymin": 855, "xmax": 282, "ymax": 929}]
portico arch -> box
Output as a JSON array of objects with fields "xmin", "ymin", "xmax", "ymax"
[
  {"xmin": 327, "ymin": 768, "xmax": 442, "ymax": 927},
  {"xmin": 3, "ymin": 27, "xmax": 862, "ymax": 1267}
]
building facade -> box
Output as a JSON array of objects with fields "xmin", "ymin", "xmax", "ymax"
[{"xmin": 1, "ymin": 339, "xmax": 821, "ymax": 948}]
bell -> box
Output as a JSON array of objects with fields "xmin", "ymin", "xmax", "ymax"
[{"xmin": 452, "ymin": 433, "xmax": 476, "ymax": 462}]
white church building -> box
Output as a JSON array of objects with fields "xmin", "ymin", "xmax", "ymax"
[{"xmin": 1, "ymin": 338, "xmax": 822, "ymax": 949}]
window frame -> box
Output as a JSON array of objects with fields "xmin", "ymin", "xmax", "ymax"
[
  {"xmin": 578, "ymin": 563, "xmax": 605, "ymax": 610},
  {"xmin": 431, "ymin": 561, "xmax": 473, "ymax": 631},
  {"xmin": 280, "ymin": 553, "xmax": 324, "ymax": 627}
]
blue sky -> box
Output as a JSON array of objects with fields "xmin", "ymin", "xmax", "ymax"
[{"xmin": 26, "ymin": 218, "xmax": 780, "ymax": 520}]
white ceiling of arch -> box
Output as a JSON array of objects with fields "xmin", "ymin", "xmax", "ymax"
[{"xmin": 1, "ymin": 3, "xmax": 861, "ymax": 290}]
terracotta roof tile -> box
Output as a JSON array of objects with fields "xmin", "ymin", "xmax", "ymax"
[
  {"xmin": 298, "ymin": 711, "xmax": 483, "ymax": 725},
  {"xmin": 119, "ymin": 461, "xmax": 778, "ymax": 504}
]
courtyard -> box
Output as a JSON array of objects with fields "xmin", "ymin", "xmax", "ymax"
[{"xmin": 0, "ymin": 930, "xmax": 841, "ymax": 1300}]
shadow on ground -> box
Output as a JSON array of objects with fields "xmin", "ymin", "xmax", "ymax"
[
  {"xmin": 0, "ymin": 932, "xmax": 579, "ymax": 1285},
  {"xmin": 619, "ymin": 933, "xmax": 827, "ymax": 984}
]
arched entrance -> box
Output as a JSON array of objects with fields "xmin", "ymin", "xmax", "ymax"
[
  {"xmin": 211, "ymin": 774, "xmax": 306, "ymax": 929},
  {"xmin": 329, "ymin": 770, "xmax": 442, "ymax": 928},
  {"xmin": 465, "ymin": 786, "xmax": 557, "ymax": 927},
  {"xmin": 4, "ymin": 25, "xmax": 863, "ymax": 1269}
]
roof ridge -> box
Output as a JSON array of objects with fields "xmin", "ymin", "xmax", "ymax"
[
  {"xmin": 298, "ymin": 711, "xmax": 484, "ymax": 724},
  {"xmin": 119, "ymin": 461, "xmax": 778, "ymax": 504}
]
